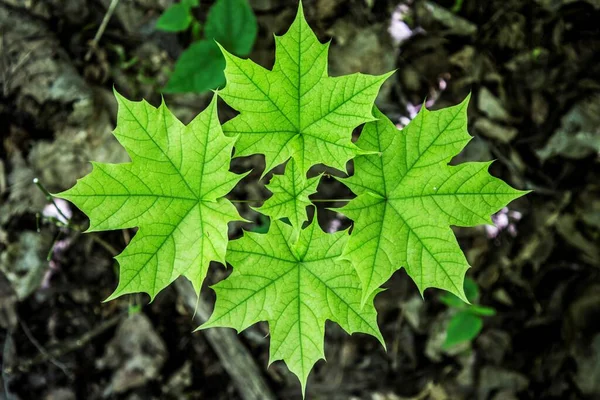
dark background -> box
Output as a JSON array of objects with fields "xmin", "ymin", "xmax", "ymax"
[{"xmin": 1, "ymin": 0, "xmax": 599, "ymax": 399}]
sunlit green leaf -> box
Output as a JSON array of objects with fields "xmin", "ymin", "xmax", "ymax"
[
  {"xmin": 56, "ymin": 92, "xmax": 246, "ymax": 300},
  {"xmin": 255, "ymin": 159, "xmax": 320, "ymax": 240},
  {"xmin": 340, "ymin": 103, "xmax": 528, "ymax": 304},
  {"xmin": 201, "ymin": 220, "xmax": 384, "ymax": 394},
  {"xmin": 219, "ymin": 3, "xmax": 392, "ymax": 176}
]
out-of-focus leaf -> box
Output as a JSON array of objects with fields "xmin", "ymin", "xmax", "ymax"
[
  {"xmin": 474, "ymin": 118, "xmax": 518, "ymax": 143},
  {"xmin": 441, "ymin": 278, "xmax": 496, "ymax": 318},
  {"xmin": 537, "ymin": 95, "xmax": 600, "ymax": 161},
  {"xmin": 478, "ymin": 87, "xmax": 512, "ymax": 123},
  {"xmin": 535, "ymin": 0, "xmax": 600, "ymax": 12},
  {"xmin": 440, "ymin": 277, "xmax": 480, "ymax": 307},
  {"xmin": 470, "ymin": 305, "xmax": 496, "ymax": 316},
  {"xmin": 156, "ymin": 3, "xmax": 193, "ymax": 32},
  {"xmin": 205, "ymin": 0, "xmax": 257, "ymax": 56},
  {"xmin": 537, "ymin": 130, "xmax": 600, "ymax": 161},
  {"xmin": 556, "ymin": 214, "xmax": 600, "ymax": 265},
  {"xmin": 464, "ymin": 277, "xmax": 479, "ymax": 303},
  {"xmin": 443, "ymin": 310, "xmax": 483, "ymax": 348},
  {"xmin": 419, "ymin": 1, "xmax": 477, "ymax": 36},
  {"xmin": 440, "ymin": 293, "xmax": 465, "ymax": 308},
  {"xmin": 164, "ymin": 40, "xmax": 226, "ymax": 93},
  {"xmin": 163, "ymin": 0, "xmax": 256, "ymax": 93}
]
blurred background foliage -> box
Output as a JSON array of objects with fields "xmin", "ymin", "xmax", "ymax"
[
  {"xmin": 0, "ymin": 0, "xmax": 599, "ymax": 399},
  {"xmin": 157, "ymin": 0, "xmax": 257, "ymax": 93}
]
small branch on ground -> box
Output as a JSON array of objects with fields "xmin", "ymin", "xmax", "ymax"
[
  {"xmin": 3, "ymin": 313, "xmax": 124, "ymax": 375},
  {"xmin": 175, "ymin": 279, "xmax": 277, "ymax": 400},
  {"xmin": 86, "ymin": 0, "xmax": 120, "ymax": 61}
]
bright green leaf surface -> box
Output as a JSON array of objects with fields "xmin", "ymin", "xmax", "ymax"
[
  {"xmin": 201, "ymin": 220, "xmax": 384, "ymax": 394},
  {"xmin": 165, "ymin": 40, "xmax": 226, "ymax": 93},
  {"xmin": 443, "ymin": 310, "xmax": 483, "ymax": 348},
  {"xmin": 205, "ymin": 0, "xmax": 257, "ymax": 56},
  {"xmin": 218, "ymin": 3, "xmax": 392, "ymax": 176},
  {"xmin": 56, "ymin": 92, "xmax": 246, "ymax": 301},
  {"xmin": 255, "ymin": 159, "xmax": 320, "ymax": 240},
  {"xmin": 340, "ymin": 101, "xmax": 528, "ymax": 304},
  {"xmin": 156, "ymin": 3, "xmax": 193, "ymax": 32}
]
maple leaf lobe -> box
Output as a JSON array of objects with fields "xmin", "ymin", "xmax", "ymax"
[
  {"xmin": 56, "ymin": 92, "xmax": 246, "ymax": 301},
  {"xmin": 253, "ymin": 158, "xmax": 320, "ymax": 241},
  {"xmin": 200, "ymin": 220, "xmax": 384, "ymax": 394},
  {"xmin": 340, "ymin": 97, "xmax": 528, "ymax": 304},
  {"xmin": 217, "ymin": 2, "xmax": 393, "ymax": 177}
]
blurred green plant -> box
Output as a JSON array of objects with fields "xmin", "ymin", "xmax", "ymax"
[
  {"xmin": 451, "ymin": 0, "xmax": 465, "ymax": 13},
  {"xmin": 440, "ymin": 277, "xmax": 496, "ymax": 349},
  {"xmin": 156, "ymin": 0, "xmax": 199, "ymax": 32},
  {"xmin": 156, "ymin": 0, "xmax": 257, "ymax": 93}
]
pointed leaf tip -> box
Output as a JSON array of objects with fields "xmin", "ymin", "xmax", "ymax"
[
  {"xmin": 218, "ymin": 0, "xmax": 394, "ymax": 176},
  {"xmin": 204, "ymin": 220, "xmax": 383, "ymax": 392},
  {"xmin": 340, "ymin": 102, "xmax": 528, "ymax": 304}
]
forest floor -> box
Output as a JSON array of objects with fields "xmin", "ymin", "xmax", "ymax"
[{"xmin": 1, "ymin": 0, "xmax": 599, "ymax": 399}]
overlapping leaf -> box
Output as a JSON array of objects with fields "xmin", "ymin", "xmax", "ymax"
[
  {"xmin": 200, "ymin": 220, "xmax": 384, "ymax": 394},
  {"xmin": 254, "ymin": 159, "xmax": 320, "ymax": 240},
  {"xmin": 218, "ymin": 2, "xmax": 392, "ymax": 176},
  {"xmin": 340, "ymin": 100, "xmax": 528, "ymax": 303},
  {"xmin": 56, "ymin": 92, "xmax": 246, "ymax": 300}
]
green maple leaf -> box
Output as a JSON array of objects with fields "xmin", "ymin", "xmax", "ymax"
[
  {"xmin": 218, "ymin": 2, "xmax": 392, "ymax": 176},
  {"xmin": 254, "ymin": 159, "xmax": 320, "ymax": 239},
  {"xmin": 56, "ymin": 92, "xmax": 246, "ymax": 301},
  {"xmin": 200, "ymin": 219, "xmax": 384, "ymax": 394},
  {"xmin": 340, "ymin": 99, "xmax": 528, "ymax": 303}
]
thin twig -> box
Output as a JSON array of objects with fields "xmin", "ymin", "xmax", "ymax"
[
  {"xmin": 46, "ymin": 230, "xmax": 64, "ymax": 261},
  {"xmin": 33, "ymin": 179, "xmax": 120, "ymax": 256},
  {"xmin": 86, "ymin": 0, "xmax": 120, "ymax": 61},
  {"xmin": 90, "ymin": 235, "xmax": 120, "ymax": 256},
  {"xmin": 33, "ymin": 178, "xmax": 71, "ymax": 225},
  {"xmin": 19, "ymin": 320, "xmax": 74, "ymax": 379},
  {"xmin": 4, "ymin": 313, "xmax": 124, "ymax": 374},
  {"xmin": 175, "ymin": 279, "xmax": 277, "ymax": 400}
]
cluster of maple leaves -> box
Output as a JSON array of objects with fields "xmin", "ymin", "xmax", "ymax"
[{"xmin": 57, "ymin": 4, "xmax": 525, "ymax": 395}]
